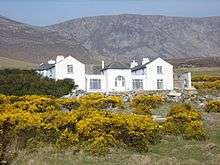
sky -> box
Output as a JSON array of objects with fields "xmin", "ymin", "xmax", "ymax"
[{"xmin": 0, "ymin": 0, "xmax": 220, "ymax": 26}]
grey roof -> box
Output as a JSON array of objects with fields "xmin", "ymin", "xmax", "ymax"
[
  {"xmin": 101, "ymin": 62, "xmax": 130, "ymax": 71},
  {"xmin": 37, "ymin": 64, "xmax": 55, "ymax": 71},
  {"xmin": 131, "ymin": 61, "xmax": 152, "ymax": 71}
]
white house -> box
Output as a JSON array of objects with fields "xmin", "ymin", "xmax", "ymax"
[{"xmin": 37, "ymin": 55, "xmax": 191, "ymax": 92}]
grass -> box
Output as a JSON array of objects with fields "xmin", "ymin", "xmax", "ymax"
[
  {"xmin": 12, "ymin": 133, "xmax": 220, "ymax": 164},
  {"xmin": 0, "ymin": 57, "xmax": 37, "ymax": 70},
  {"xmin": 12, "ymin": 112, "xmax": 220, "ymax": 165},
  {"xmin": 176, "ymin": 67, "xmax": 220, "ymax": 78}
]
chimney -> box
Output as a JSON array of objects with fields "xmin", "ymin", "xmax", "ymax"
[
  {"xmin": 56, "ymin": 55, "xmax": 65, "ymax": 63},
  {"xmin": 130, "ymin": 60, "xmax": 138, "ymax": 68},
  {"xmin": 48, "ymin": 60, "xmax": 56, "ymax": 64},
  {"xmin": 142, "ymin": 58, "xmax": 150, "ymax": 65},
  {"xmin": 102, "ymin": 61, "xmax": 105, "ymax": 69}
]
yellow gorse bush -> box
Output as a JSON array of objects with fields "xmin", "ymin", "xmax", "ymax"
[
  {"xmin": 79, "ymin": 93, "xmax": 125, "ymax": 110},
  {"xmin": 0, "ymin": 94, "xmax": 159, "ymax": 155},
  {"xmin": 192, "ymin": 75, "xmax": 220, "ymax": 82},
  {"xmin": 131, "ymin": 95, "xmax": 164, "ymax": 115},
  {"xmin": 163, "ymin": 103, "xmax": 207, "ymax": 140},
  {"xmin": 0, "ymin": 94, "xmax": 208, "ymax": 160},
  {"xmin": 193, "ymin": 80, "xmax": 220, "ymax": 90},
  {"xmin": 205, "ymin": 100, "xmax": 220, "ymax": 113}
]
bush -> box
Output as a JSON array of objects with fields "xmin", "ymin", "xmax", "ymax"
[
  {"xmin": 193, "ymin": 80, "xmax": 220, "ymax": 90},
  {"xmin": 163, "ymin": 103, "xmax": 207, "ymax": 140},
  {"xmin": 131, "ymin": 95, "xmax": 164, "ymax": 115},
  {"xmin": 192, "ymin": 75, "xmax": 220, "ymax": 82},
  {"xmin": 205, "ymin": 100, "xmax": 220, "ymax": 113},
  {"xmin": 79, "ymin": 93, "xmax": 125, "ymax": 110},
  {"xmin": 0, "ymin": 94, "xmax": 161, "ymax": 162},
  {"xmin": 57, "ymin": 98, "xmax": 80, "ymax": 111},
  {"xmin": 76, "ymin": 110, "xmax": 161, "ymax": 152},
  {"xmin": 0, "ymin": 69, "xmax": 76, "ymax": 97}
]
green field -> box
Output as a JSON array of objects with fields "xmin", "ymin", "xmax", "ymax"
[
  {"xmin": 0, "ymin": 57, "xmax": 37, "ymax": 70},
  {"xmin": 176, "ymin": 67, "xmax": 220, "ymax": 78}
]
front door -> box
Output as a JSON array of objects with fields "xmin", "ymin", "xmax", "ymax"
[{"xmin": 115, "ymin": 76, "xmax": 126, "ymax": 91}]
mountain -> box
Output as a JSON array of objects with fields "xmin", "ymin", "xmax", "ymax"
[
  {"xmin": 0, "ymin": 14, "xmax": 220, "ymax": 65},
  {"xmin": 48, "ymin": 14, "xmax": 220, "ymax": 60},
  {"xmin": 0, "ymin": 16, "xmax": 100, "ymax": 64}
]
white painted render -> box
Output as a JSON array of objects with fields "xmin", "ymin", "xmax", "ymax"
[
  {"xmin": 37, "ymin": 56, "xmax": 184, "ymax": 92},
  {"xmin": 55, "ymin": 56, "xmax": 86, "ymax": 90},
  {"xmin": 144, "ymin": 58, "xmax": 173, "ymax": 90},
  {"xmin": 102, "ymin": 69, "xmax": 132, "ymax": 92}
]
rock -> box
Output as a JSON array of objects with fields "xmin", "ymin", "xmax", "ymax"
[
  {"xmin": 153, "ymin": 115, "xmax": 166, "ymax": 123},
  {"xmin": 168, "ymin": 91, "xmax": 182, "ymax": 97},
  {"xmin": 0, "ymin": 161, "xmax": 7, "ymax": 165},
  {"xmin": 204, "ymin": 143, "xmax": 218, "ymax": 152}
]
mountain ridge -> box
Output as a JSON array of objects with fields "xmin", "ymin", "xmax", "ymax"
[{"xmin": 0, "ymin": 14, "xmax": 220, "ymax": 64}]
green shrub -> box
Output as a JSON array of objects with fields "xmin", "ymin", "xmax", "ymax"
[{"xmin": 0, "ymin": 69, "xmax": 76, "ymax": 97}]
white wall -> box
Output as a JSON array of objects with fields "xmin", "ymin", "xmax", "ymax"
[
  {"xmin": 55, "ymin": 56, "xmax": 86, "ymax": 90},
  {"xmin": 132, "ymin": 68, "xmax": 145, "ymax": 75},
  {"xmin": 37, "ymin": 68, "xmax": 55, "ymax": 79},
  {"xmin": 145, "ymin": 58, "xmax": 173, "ymax": 90},
  {"xmin": 37, "ymin": 56, "xmax": 175, "ymax": 92},
  {"xmin": 103, "ymin": 69, "xmax": 132, "ymax": 92},
  {"xmin": 179, "ymin": 72, "xmax": 192, "ymax": 88}
]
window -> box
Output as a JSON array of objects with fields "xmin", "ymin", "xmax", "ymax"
[
  {"xmin": 157, "ymin": 66, "xmax": 162, "ymax": 74},
  {"xmin": 115, "ymin": 76, "xmax": 125, "ymax": 87},
  {"xmin": 133, "ymin": 79, "xmax": 143, "ymax": 90},
  {"xmin": 157, "ymin": 79, "xmax": 164, "ymax": 90},
  {"xmin": 67, "ymin": 65, "xmax": 73, "ymax": 74},
  {"xmin": 49, "ymin": 69, "xmax": 52, "ymax": 77},
  {"xmin": 90, "ymin": 79, "xmax": 101, "ymax": 90}
]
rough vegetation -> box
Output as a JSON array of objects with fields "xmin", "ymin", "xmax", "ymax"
[
  {"xmin": 205, "ymin": 100, "xmax": 220, "ymax": 113},
  {"xmin": 131, "ymin": 94, "xmax": 164, "ymax": 115},
  {"xmin": 0, "ymin": 93, "xmax": 210, "ymax": 164},
  {"xmin": 164, "ymin": 103, "xmax": 207, "ymax": 140},
  {"xmin": 0, "ymin": 69, "xmax": 76, "ymax": 97}
]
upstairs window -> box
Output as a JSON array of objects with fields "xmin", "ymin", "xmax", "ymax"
[
  {"xmin": 157, "ymin": 79, "xmax": 164, "ymax": 90},
  {"xmin": 67, "ymin": 65, "xmax": 73, "ymax": 74},
  {"xmin": 90, "ymin": 79, "xmax": 101, "ymax": 90},
  {"xmin": 157, "ymin": 66, "xmax": 162, "ymax": 74},
  {"xmin": 132, "ymin": 79, "xmax": 143, "ymax": 90}
]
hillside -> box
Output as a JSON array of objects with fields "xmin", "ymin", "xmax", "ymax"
[
  {"xmin": 0, "ymin": 14, "xmax": 220, "ymax": 65},
  {"xmin": 0, "ymin": 57, "xmax": 37, "ymax": 69},
  {"xmin": 0, "ymin": 16, "xmax": 99, "ymax": 64},
  {"xmin": 48, "ymin": 14, "xmax": 220, "ymax": 60}
]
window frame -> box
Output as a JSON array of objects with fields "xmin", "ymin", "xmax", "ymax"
[
  {"xmin": 90, "ymin": 79, "xmax": 101, "ymax": 90},
  {"xmin": 157, "ymin": 66, "xmax": 163, "ymax": 74},
  {"xmin": 157, "ymin": 79, "xmax": 164, "ymax": 90},
  {"xmin": 115, "ymin": 76, "xmax": 125, "ymax": 87},
  {"xmin": 132, "ymin": 79, "xmax": 143, "ymax": 90},
  {"xmin": 67, "ymin": 65, "xmax": 74, "ymax": 74}
]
